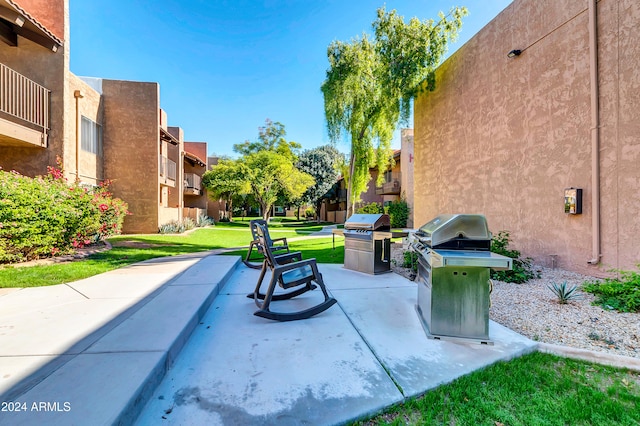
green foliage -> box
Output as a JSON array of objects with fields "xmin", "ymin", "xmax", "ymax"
[
  {"xmin": 322, "ymin": 6, "xmax": 467, "ymax": 214},
  {"xmin": 232, "ymin": 119, "xmax": 301, "ymax": 160},
  {"xmin": 0, "ymin": 169, "xmax": 127, "ymax": 264},
  {"xmin": 357, "ymin": 202, "xmax": 384, "ymax": 214},
  {"xmin": 296, "ymin": 145, "xmax": 341, "ymax": 218},
  {"xmin": 547, "ymin": 281, "xmax": 582, "ymax": 304},
  {"xmin": 304, "ymin": 207, "xmax": 315, "ymax": 219},
  {"xmin": 583, "ymin": 266, "xmax": 640, "ymax": 312},
  {"xmin": 490, "ymin": 231, "xmax": 540, "ymax": 284},
  {"xmin": 158, "ymin": 218, "xmax": 196, "ymax": 234},
  {"xmin": 402, "ymin": 250, "xmax": 418, "ymax": 273},
  {"xmin": 207, "ymin": 121, "xmax": 314, "ymax": 221},
  {"xmin": 385, "ymin": 198, "xmax": 409, "ymax": 228},
  {"xmin": 356, "ymin": 352, "xmax": 640, "ymax": 425},
  {"xmin": 197, "ymin": 215, "xmax": 215, "ymax": 227}
]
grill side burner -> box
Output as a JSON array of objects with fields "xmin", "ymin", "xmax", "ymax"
[
  {"xmin": 410, "ymin": 214, "xmax": 512, "ymax": 344},
  {"xmin": 343, "ymin": 214, "xmax": 392, "ymax": 274}
]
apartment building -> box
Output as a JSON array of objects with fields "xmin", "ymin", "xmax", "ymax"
[
  {"xmin": 0, "ymin": 0, "xmax": 209, "ymax": 234},
  {"xmin": 414, "ymin": 0, "xmax": 639, "ymax": 275},
  {"xmin": 321, "ymin": 142, "xmax": 413, "ymax": 224}
]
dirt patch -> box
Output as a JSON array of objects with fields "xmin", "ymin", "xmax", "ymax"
[{"xmin": 1, "ymin": 241, "xmax": 112, "ymax": 269}]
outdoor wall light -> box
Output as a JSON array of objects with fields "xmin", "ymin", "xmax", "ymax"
[{"xmin": 507, "ymin": 49, "xmax": 522, "ymax": 58}]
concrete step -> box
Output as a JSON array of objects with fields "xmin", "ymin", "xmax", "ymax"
[{"xmin": 0, "ymin": 254, "xmax": 240, "ymax": 426}]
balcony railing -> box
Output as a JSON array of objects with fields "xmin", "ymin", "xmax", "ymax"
[
  {"xmin": 0, "ymin": 63, "xmax": 50, "ymax": 145},
  {"xmin": 159, "ymin": 155, "xmax": 177, "ymax": 185},
  {"xmin": 184, "ymin": 173, "xmax": 201, "ymax": 195},
  {"xmin": 375, "ymin": 172, "xmax": 401, "ymax": 195}
]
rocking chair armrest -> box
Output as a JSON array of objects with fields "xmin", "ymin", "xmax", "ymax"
[
  {"xmin": 273, "ymin": 251, "xmax": 302, "ymax": 264},
  {"xmin": 270, "ymin": 237, "xmax": 288, "ymax": 245},
  {"xmin": 273, "ymin": 258, "xmax": 318, "ymax": 274}
]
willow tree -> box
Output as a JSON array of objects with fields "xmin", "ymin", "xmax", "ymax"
[{"xmin": 321, "ymin": 6, "xmax": 467, "ymax": 215}]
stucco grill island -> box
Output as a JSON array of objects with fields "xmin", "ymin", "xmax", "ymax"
[
  {"xmin": 410, "ymin": 214, "xmax": 512, "ymax": 345},
  {"xmin": 343, "ymin": 213, "xmax": 393, "ymax": 275}
]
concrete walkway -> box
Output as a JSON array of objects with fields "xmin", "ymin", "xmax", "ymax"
[{"xmin": 0, "ymin": 254, "xmax": 537, "ymax": 425}]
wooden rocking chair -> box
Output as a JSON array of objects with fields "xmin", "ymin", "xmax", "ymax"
[
  {"xmin": 248, "ymin": 222, "xmax": 337, "ymax": 321},
  {"xmin": 243, "ymin": 219, "xmax": 290, "ymax": 269}
]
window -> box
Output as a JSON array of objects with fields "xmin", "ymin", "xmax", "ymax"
[{"xmin": 81, "ymin": 116, "xmax": 103, "ymax": 155}]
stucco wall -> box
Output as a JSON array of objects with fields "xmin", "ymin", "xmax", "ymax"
[
  {"xmin": 0, "ymin": 0, "xmax": 69, "ymax": 177},
  {"xmin": 102, "ymin": 79, "xmax": 160, "ymax": 234},
  {"xmin": 400, "ymin": 129, "xmax": 415, "ymax": 227},
  {"xmin": 413, "ymin": 0, "xmax": 639, "ymax": 276},
  {"xmin": 68, "ymin": 74, "xmax": 103, "ymax": 185},
  {"xmin": 12, "ymin": 0, "xmax": 65, "ymax": 41}
]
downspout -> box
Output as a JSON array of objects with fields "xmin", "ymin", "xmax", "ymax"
[
  {"xmin": 73, "ymin": 90, "xmax": 83, "ymax": 183},
  {"xmin": 587, "ymin": 0, "xmax": 601, "ymax": 264}
]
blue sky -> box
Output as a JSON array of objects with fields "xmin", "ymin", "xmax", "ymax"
[{"xmin": 69, "ymin": 1, "xmax": 513, "ymax": 158}]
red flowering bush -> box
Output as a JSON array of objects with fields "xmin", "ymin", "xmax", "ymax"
[{"xmin": 0, "ymin": 167, "xmax": 128, "ymax": 263}]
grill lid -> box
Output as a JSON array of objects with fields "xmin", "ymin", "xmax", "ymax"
[
  {"xmin": 344, "ymin": 213, "xmax": 390, "ymax": 231},
  {"xmin": 415, "ymin": 214, "xmax": 491, "ymax": 250}
]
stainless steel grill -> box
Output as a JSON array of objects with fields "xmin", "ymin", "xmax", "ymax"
[
  {"xmin": 410, "ymin": 214, "xmax": 512, "ymax": 344},
  {"xmin": 343, "ymin": 213, "xmax": 392, "ymax": 274}
]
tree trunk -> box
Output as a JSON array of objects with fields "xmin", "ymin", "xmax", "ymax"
[
  {"xmin": 261, "ymin": 202, "xmax": 270, "ymax": 221},
  {"xmin": 227, "ymin": 198, "xmax": 233, "ymax": 221},
  {"xmin": 347, "ymin": 147, "xmax": 356, "ymax": 218},
  {"xmin": 315, "ymin": 199, "xmax": 323, "ymax": 223}
]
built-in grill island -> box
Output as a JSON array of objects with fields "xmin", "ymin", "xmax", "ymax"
[
  {"xmin": 410, "ymin": 214, "xmax": 512, "ymax": 344},
  {"xmin": 343, "ymin": 213, "xmax": 392, "ymax": 274}
]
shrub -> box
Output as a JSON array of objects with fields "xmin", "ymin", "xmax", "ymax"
[
  {"xmin": 304, "ymin": 207, "xmax": 316, "ymax": 219},
  {"xmin": 547, "ymin": 281, "xmax": 581, "ymax": 304},
  {"xmin": 197, "ymin": 214, "xmax": 215, "ymax": 227},
  {"xmin": 0, "ymin": 168, "xmax": 128, "ymax": 263},
  {"xmin": 583, "ymin": 266, "xmax": 640, "ymax": 312},
  {"xmin": 385, "ymin": 199, "xmax": 409, "ymax": 228},
  {"xmin": 490, "ymin": 231, "xmax": 540, "ymax": 284},
  {"xmin": 402, "ymin": 250, "xmax": 418, "ymax": 273},
  {"xmin": 158, "ymin": 218, "xmax": 197, "ymax": 234},
  {"xmin": 357, "ymin": 202, "xmax": 384, "ymax": 214}
]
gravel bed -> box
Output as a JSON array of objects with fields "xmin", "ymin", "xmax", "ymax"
[{"xmin": 390, "ymin": 244, "xmax": 640, "ymax": 359}]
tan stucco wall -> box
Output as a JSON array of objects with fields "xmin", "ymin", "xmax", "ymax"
[
  {"xmin": 401, "ymin": 129, "xmax": 414, "ymax": 227},
  {"xmin": 413, "ymin": 0, "xmax": 639, "ymax": 276},
  {"xmin": 0, "ymin": 0, "xmax": 69, "ymax": 177},
  {"xmin": 167, "ymin": 126, "xmax": 184, "ymax": 213},
  {"xmin": 102, "ymin": 79, "xmax": 160, "ymax": 234},
  {"xmin": 68, "ymin": 74, "xmax": 103, "ymax": 185}
]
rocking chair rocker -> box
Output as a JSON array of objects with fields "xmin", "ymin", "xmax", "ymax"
[
  {"xmin": 248, "ymin": 223, "xmax": 337, "ymax": 321},
  {"xmin": 243, "ymin": 219, "xmax": 290, "ymax": 269}
]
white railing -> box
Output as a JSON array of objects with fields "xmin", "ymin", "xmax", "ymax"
[{"xmin": 0, "ymin": 63, "xmax": 50, "ymax": 133}]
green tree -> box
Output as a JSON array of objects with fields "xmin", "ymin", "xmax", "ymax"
[
  {"xmin": 202, "ymin": 158, "xmax": 248, "ymax": 221},
  {"xmin": 233, "ymin": 118, "xmax": 301, "ymax": 160},
  {"xmin": 296, "ymin": 145, "xmax": 342, "ymax": 222},
  {"xmin": 243, "ymin": 150, "xmax": 314, "ymax": 220},
  {"xmin": 322, "ymin": 6, "xmax": 467, "ymax": 215}
]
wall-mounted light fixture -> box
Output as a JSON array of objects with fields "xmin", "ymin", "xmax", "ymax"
[{"xmin": 507, "ymin": 49, "xmax": 522, "ymax": 58}]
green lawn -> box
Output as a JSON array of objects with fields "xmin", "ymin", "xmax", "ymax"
[
  {"xmin": 224, "ymin": 236, "xmax": 344, "ymax": 264},
  {"xmin": 354, "ymin": 352, "xmax": 640, "ymax": 426},
  {"xmin": 0, "ymin": 225, "xmax": 343, "ymax": 288}
]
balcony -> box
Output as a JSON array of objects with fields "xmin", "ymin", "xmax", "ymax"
[
  {"xmin": 159, "ymin": 155, "xmax": 177, "ymax": 187},
  {"xmin": 375, "ymin": 172, "xmax": 401, "ymax": 195},
  {"xmin": 183, "ymin": 173, "xmax": 201, "ymax": 195},
  {"xmin": 0, "ymin": 63, "xmax": 50, "ymax": 148}
]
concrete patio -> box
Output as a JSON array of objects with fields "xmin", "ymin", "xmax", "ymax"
[{"xmin": 0, "ymin": 253, "xmax": 536, "ymax": 425}]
